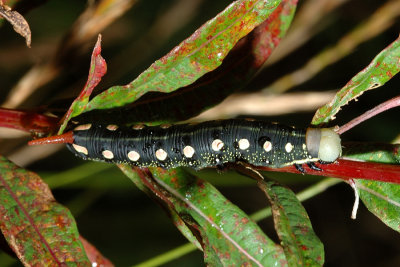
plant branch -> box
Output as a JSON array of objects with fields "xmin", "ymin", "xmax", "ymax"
[{"xmin": 338, "ymin": 95, "xmax": 400, "ymax": 135}]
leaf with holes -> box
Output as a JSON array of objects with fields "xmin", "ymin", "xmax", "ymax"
[
  {"xmin": 120, "ymin": 166, "xmax": 287, "ymax": 266},
  {"xmin": 312, "ymin": 35, "xmax": 400, "ymax": 125},
  {"xmin": 81, "ymin": 0, "xmax": 284, "ymax": 114},
  {"xmin": 0, "ymin": 156, "xmax": 91, "ymax": 266},
  {"xmin": 259, "ymin": 181, "xmax": 324, "ymax": 266}
]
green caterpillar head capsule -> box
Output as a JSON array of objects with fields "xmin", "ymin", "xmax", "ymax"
[{"xmin": 306, "ymin": 127, "xmax": 342, "ymax": 162}]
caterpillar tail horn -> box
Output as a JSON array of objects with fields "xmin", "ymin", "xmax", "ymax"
[{"xmin": 28, "ymin": 131, "xmax": 74, "ymax": 145}]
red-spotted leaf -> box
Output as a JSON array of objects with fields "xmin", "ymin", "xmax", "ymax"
[
  {"xmin": 0, "ymin": 156, "xmax": 91, "ymax": 266},
  {"xmin": 312, "ymin": 35, "xmax": 400, "ymax": 125},
  {"xmin": 356, "ymin": 180, "xmax": 400, "ymax": 233},
  {"xmin": 82, "ymin": 0, "xmax": 284, "ymax": 113},
  {"xmin": 120, "ymin": 166, "xmax": 287, "ymax": 266},
  {"xmin": 259, "ymin": 181, "xmax": 324, "ymax": 266},
  {"xmin": 59, "ymin": 34, "xmax": 107, "ymax": 134},
  {"xmin": 75, "ymin": 0, "xmax": 298, "ymax": 125},
  {"xmin": 343, "ymin": 142, "xmax": 400, "ymax": 233}
]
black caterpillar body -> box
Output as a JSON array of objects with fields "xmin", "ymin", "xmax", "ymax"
[{"xmin": 66, "ymin": 119, "xmax": 342, "ymax": 169}]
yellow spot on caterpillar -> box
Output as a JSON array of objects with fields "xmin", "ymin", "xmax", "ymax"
[
  {"xmin": 183, "ymin": 146, "xmax": 195, "ymax": 158},
  {"xmin": 106, "ymin": 124, "xmax": 119, "ymax": 131},
  {"xmin": 238, "ymin": 139, "xmax": 250, "ymax": 150},
  {"xmin": 155, "ymin": 149, "xmax": 168, "ymax": 161},
  {"xmin": 74, "ymin": 124, "xmax": 92, "ymax": 131},
  {"xmin": 263, "ymin": 141, "xmax": 272, "ymax": 152},
  {"xmin": 72, "ymin": 144, "xmax": 88, "ymax": 155},
  {"xmin": 132, "ymin": 124, "xmax": 145, "ymax": 130},
  {"xmin": 212, "ymin": 139, "xmax": 224, "ymax": 151},
  {"xmin": 160, "ymin": 124, "xmax": 171, "ymax": 129},
  {"xmin": 285, "ymin": 143, "xmax": 293, "ymax": 153},
  {"xmin": 128, "ymin": 151, "xmax": 140, "ymax": 161},
  {"xmin": 102, "ymin": 150, "xmax": 114, "ymax": 159}
]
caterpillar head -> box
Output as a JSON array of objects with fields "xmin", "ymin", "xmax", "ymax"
[{"xmin": 306, "ymin": 127, "xmax": 342, "ymax": 162}]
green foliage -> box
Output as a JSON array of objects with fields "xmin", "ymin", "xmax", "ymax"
[
  {"xmin": 83, "ymin": 0, "xmax": 284, "ymax": 113},
  {"xmin": 1, "ymin": 0, "xmax": 400, "ymax": 266},
  {"xmin": 312, "ymin": 36, "xmax": 400, "ymax": 125},
  {"xmin": 0, "ymin": 156, "xmax": 90, "ymax": 266}
]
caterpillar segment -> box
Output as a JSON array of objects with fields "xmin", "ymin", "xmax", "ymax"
[{"xmin": 59, "ymin": 119, "xmax": 341, "ymax": 170}]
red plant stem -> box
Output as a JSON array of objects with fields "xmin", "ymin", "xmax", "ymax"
[
  {"xmin": 338, "ymin": 95, "xmax": 400, "ymax": 135},
  {"xmin": 257, "ymin": 159, "xmax": 400, "ymax": 184},
  {"xmin": 0, "ymin": 108, "xmax": 59, "ymax": 134}
]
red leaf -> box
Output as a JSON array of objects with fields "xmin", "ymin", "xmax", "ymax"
[{"xmin": 59, "ymin": 34, "xmax": 107, "ymax": 134}]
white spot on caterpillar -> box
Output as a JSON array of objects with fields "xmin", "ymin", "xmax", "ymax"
[
  {"xmin": 263, "ymin": 141, "xmax": 272, "ymax": 152},
  {"xmin": 302, "ymin": 143, "xmax": 307, "ymax": 150},
  {"xmin": 132, "ymin": 124, "xmax": 145, "ymax": 130},
  {"xmin": 155, "ymin": 148, "xmax": 168, "ymax": 161},
  {"xmin": 128, "ymin": 151, "xmax": 140, "ymax": 162},
  {"xmin": 74, "ymin": 124, "xmax": 92, "ymax": 131},
  {"xmin": 212, "ymin": 139, "xmax": 224, "ymax": 151},
  {"xmin": 106, "ymin": 124, "xmax": 119, "ymax": 131},
  {"xmin": 183, "ymin": 146, "xmax": 195, "ymax": 158},
  {"xmin": 160, "ymin": 124, "xmax": 171, "ymax": 129},
  {"xmin": 238, "ymin": 139, "xmax": 250, "ymax": 150},
  {"xmin": 285, "ymin": 143, "xmax": 293, "ymax": 153},
  {"xmin": 102, "ymin": 150, "xmax": 114, "ymax": 159},
  {"xmin": 72, "ymin": 144, "xmax": 88, "ymax": 155}
]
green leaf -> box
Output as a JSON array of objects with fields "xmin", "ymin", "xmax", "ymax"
[
  {"xmin": 75, "ymin": 0, "xmax": 298, "ymax": 125},
  {"xmin": 0, "ymin": 156, "xmax": 91, "ymax": 266},
  {"xmin": 343, "ymin": 142, "xmax": 400, "ymax": 164},
  {"xmin": 120, "ymin": 166, "xmax": 287, "ymax": 266},
  {"xmin": 312, "ymin": 35, "xmax": 400, "ymax": 125},
  {"xmin": 259, "ymin": 181, "xmax": 324, "ymax": 267},
  {"xmin": 83, "ymin": 0, "xmax": 283, "ymax": 113},
  {"xmin": 344, "ymin": 142, "xmax": 400, "ymax": 233},
  {"xmin": 356, "ymin": 180, "xmax": 400, "ymax": 233}
]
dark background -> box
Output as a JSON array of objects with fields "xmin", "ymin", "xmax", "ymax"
[{"xmin": 1, "ymin": 0, "xmax": 400, "ymax": 266}]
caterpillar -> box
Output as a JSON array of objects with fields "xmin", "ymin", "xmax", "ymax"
[{"xmin": 31, "ymin": 119, "xmax": 342, "ymax": 171}]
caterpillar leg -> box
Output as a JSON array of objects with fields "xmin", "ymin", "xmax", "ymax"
[
  {"xmin": 294, "ymin": 164, "xmax": 306, "ymax": 173},
  {"xmin": 307, "ymin": 162, "xmax": 322, "ymax": 171},
  {"xmin": 319, "ymin": 160, "xmax": 333, "ymax": 165}
]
